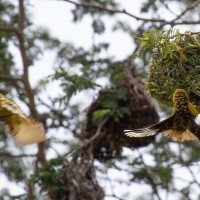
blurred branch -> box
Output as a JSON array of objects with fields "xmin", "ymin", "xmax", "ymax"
[
  {"xmin": 17, "ymin": 0, "xmax": 45, "ymax": 168},
  {"xmin": 16, "ymin": 1, "xmax": 45, "ymax": 197},
  {"xmin": 64, "ymin": 0, "xmax": 166, "ymax": 23},
  {"xmin": 106, "ymin": 172, "xmax": 125, "ymax": 200},
  {"xmin": 82, "ymin": 115, "xmax": 110, "ymax": 147},
  {"xmin": 64, "ymin": 0, "xmax": 200, "ymax": 26},
  {"xmin": 0, "ymin": 152, "xmax": 36, "ymax": 158},
  {"xmin": 187, "ymin": 166, "xmax": 200, "ymax": 187},
  {"xmin": 137, "ymin": 150, "xmax": 162, "ymax": 200},
  {"xmin": 161, "ymin": 1, "xmax": 177, "ymax": 17},
  {"xmin": 106, "ymin": 194, "xmax": 124, "ymax": 200},
  {"xmin": 0, "ymin": 75, "xmax": 22, "ymax": 82},
  {"xmin": 161, "ymin": 0, "xmax": 200, "ymax": 27},
  {"xmin": 171, "ymin": 0, "xmax": 200, "ymax": 22},
  {"xmin": 17, "ymin": 0, "xmax": 37, "ymax": 115},
  {"xmin": 0, "ymin": 26, "xmax": 17, "ymax": 34}
]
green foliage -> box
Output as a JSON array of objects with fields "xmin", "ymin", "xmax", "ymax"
[
  {"xmin": 92, "ymin": 109, "xmax": 111, "ymax": 124},
  {"xmin": 52, "ymin": 67, "xmax": 97, "ymax": 99},
  {"xmin": 31, "ymin": 157, "xmax": 68, "ymax": 199},
  {"xmin": 137, "ymin": 29, "xmax": 200, "ymax": 110},
  {"xmin": 134, "ymin": 166, "xmax": 172, "ymax": 189},
  {"xmin": 0, "ymin": 158, "xmax": 26, "ymax": 182},
  {"xmin": 92, "ymin": 88, "xmax": 130, "ymax": 124},
  {"xmin": 136, "ymin": 29, "xmax": 180, "ymax": 57}
]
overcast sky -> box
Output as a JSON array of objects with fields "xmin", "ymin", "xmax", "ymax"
[{"xmin": 28, "ymin": 0, "xmax": 144, "ymax": 86}]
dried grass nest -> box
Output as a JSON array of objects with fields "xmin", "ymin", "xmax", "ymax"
[
  {"xmin": 144, "ymin": 30, "xmax": 200, "ymax": 109},
  {"xmin": 34, "ymin": 151, "xmax": 104, "ymax": 200},
  {"xmin": 85, "ymin": 67, "xmax": 159, "ymax": 160}
]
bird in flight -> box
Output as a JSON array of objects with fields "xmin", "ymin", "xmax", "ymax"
[
  {"xmin": 0, "ymin": 93, "xmax": 45, "ymax": 145},
  {"xmin": 124, "ymin": 89, "xmax": 200, "ymax": 141}
]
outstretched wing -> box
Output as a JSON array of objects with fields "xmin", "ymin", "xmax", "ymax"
[
  {"xmin": 11, "ymin": 119, "xmax": 46, "ymax": 145},
  {"xmin": 124, "ymin": 115, "xmax": 175, "ymax": 138},
  {"xmin": 124, "ymin": 128, "xmax": 159, "ymax": 137},
  {"xmin": 0, "ymin": 94, "xmax": 27, "ymax": 119},
  {"xmin": 0, "ymin": 94, "xmax": 45, "ymax": 145}
]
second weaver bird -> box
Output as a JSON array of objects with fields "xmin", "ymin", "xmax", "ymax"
[
  {"xmin": 124, "ymin": 89, "xmax": 200, "ymax": 141},
  {"xmin": 0, "ymin": 94, "xmax": 45, "ymax": 145}
]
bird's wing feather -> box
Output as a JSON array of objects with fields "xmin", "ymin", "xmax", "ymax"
[
  {"xmin": 0, "ymin": 94, "xmax": 27, "ymax": 120},
  {"xmin": 1, "ymin": 101, "xmax": 26, "ymax": 119},
  {"xmin": 12, "ymin": 119, "xmax": 46, "ymax": 145},
  {"xmin": 149, "ymin": 115, "xmax": 175, "ymax": 130},
  {"xmin": 124, "ymin": 128, "xmax": 158, "ymax": 137},
  {"xmin": 124, "ymin": 115, "xmax": 176, "ymax": 138},
  {"xmin": 0, "ymin": 94, "xmax": 45, "ymax": 145}
]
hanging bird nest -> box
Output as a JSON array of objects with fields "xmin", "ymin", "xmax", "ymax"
[
  {"xmin": 142, "ymin": 30, "xmax": 200, "ymax": 109},
  {"xmin": 84, "ymin": 66, "xmax": 159, "ymax": 160},
  {"xmin": 33, "ymin": 149, "xmax": 104, "ymax": 200},
  {"xmin": 60, "ymin": 159, "xmax": 104, "ymax": 200}
]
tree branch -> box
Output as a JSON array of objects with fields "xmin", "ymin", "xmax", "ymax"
[
  {"xmin": 64, "ymin": 0, "xmax": 200, "ymax": 26},
  {"xmin": 81, "ymin": 115, "xmax": 110, "ymax": 147},
  {"xmin": 0, "ymin": 152, "xmax": 36, "ymax": 158},
  {"xmin": 0, "ymin": 26, "xmax": 17, "ymax": 34},
  {"xmin": 171, "ymin": 0, "xmax": 200, "ymax": 22},
  {"xmin": 17, "ymin": 0, "xmax": 45, "ymax": 167},
  {"xmin": 63, "ymin": 0, "xmax": 166, "ymax": 23},
  {"xmin": 0, "ymin": 74, "xmax": 22, "ymax": 82}
]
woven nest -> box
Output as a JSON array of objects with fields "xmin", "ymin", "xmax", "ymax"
[
  {"xmin": 36, "ymin": 152, "xmax": 104, "ymax": 200},
  {"xmin": 145, "ymin": 30, "xmax": 200, "ymax": 109},
  {"xmin": 58, "ymin": 159, "xmax": 104, "ymax": 200},
  {"xmin": 84, "ymin": 66, "xmax": 159, "ymax": 160}
]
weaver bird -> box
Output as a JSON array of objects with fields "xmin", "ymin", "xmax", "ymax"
[
  {"xmin": 0, "ymin": 94, "xmax": 45, "ymax": 145},
  {"xmin": 124, "ymin": 89, "xmax": 200, "ymax": 141}
]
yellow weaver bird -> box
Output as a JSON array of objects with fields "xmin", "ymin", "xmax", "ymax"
[
  {"xmin": 0, "ymin": 94, "xmax": 45, "ymax": 145},
  {"xmin": 124, "ymin": 89, "xmax": 200, "ymax": 141}
]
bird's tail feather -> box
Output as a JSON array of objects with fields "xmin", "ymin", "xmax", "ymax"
[
  {"xmin": 4, "ymin": 119, "xmax": 45, "ymax": 145},
  {"xmin": 164, "ymin": 129, "xmax": 198, "ymax": 141}
]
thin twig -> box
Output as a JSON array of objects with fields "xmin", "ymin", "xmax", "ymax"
[
  {"xmin": 63, "ymin": 0, "xmax": 200, "ymax": 27},
  {"xmin": 171, "ymin": 0, "xmax": 200, "ymax": 22},
  {"xmin": 161, "ymin": 1, "xmax": 178, "ymax": 17},
  {"xmin": 0, "ymin": 75, "xmax": 23, "ymax": 82},
  {"xmin": 0, "ymin": 152, "xmax": 36, "ymax": 158},
  {"xmin": 137, "ymin": 150, "xmax": 162, "ymax": 200},
  {"xmin": 63, "ymin": 0, "xmax": 166, "ymax": 23},
  {"xmin": 82, "ymin": 115, "xmax": 110, "ymax": 147}
]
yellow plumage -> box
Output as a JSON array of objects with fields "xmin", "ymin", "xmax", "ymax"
[
  {"xmin": 124, "ymin": 89, "xmax": 200, "ymax": 141},
  {"xmin": 0, "ymin": 94, "xmax": 45, "ymax": 145}
]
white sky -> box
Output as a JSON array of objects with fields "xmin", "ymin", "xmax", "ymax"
[{"xmin": 28, "ymin": 0, "xmax": 145, "ymax": 86}]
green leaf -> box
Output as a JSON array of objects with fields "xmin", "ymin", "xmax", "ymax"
[{"xmin": 92, "ymin": 109, "xmax": 111, "ymax": 124}]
